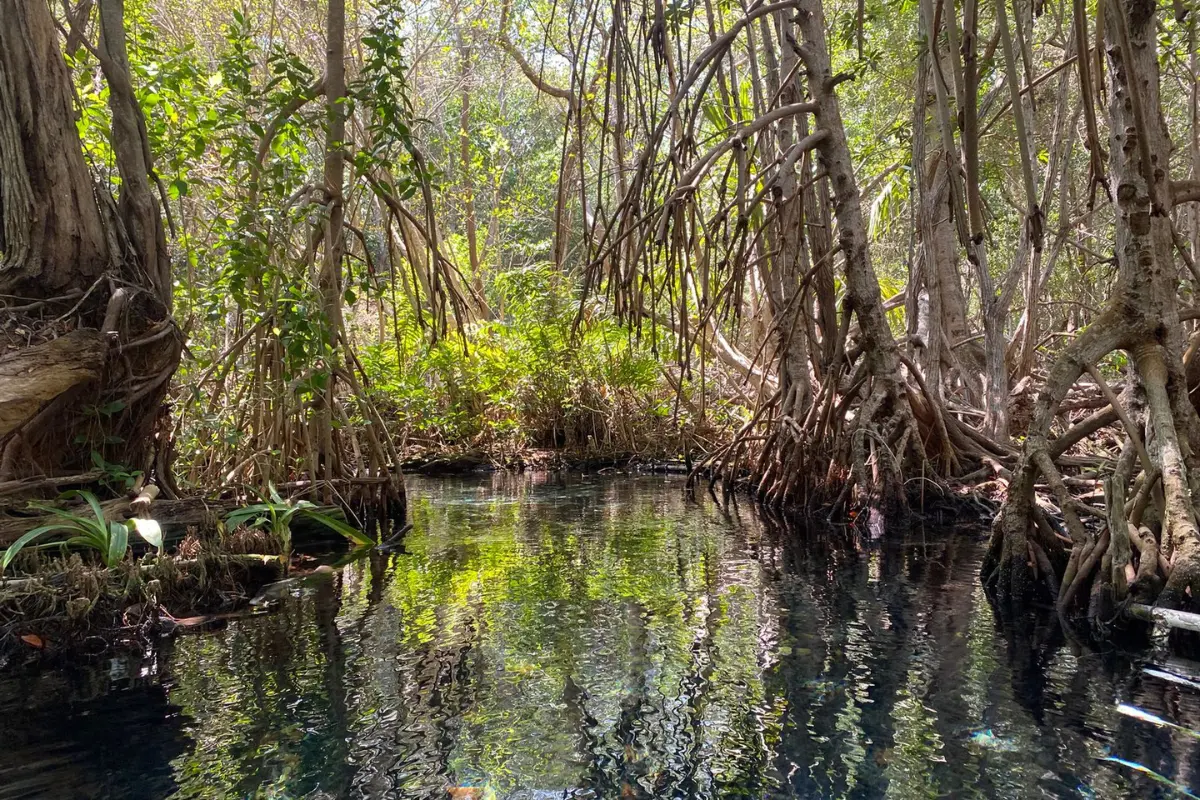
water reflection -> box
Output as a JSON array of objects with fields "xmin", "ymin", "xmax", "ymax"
[{"xmin": 1, "ymin": 473, "xmax": 1198, "ymax": 798}]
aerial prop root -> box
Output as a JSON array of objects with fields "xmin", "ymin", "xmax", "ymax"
[
  {"xmin": 986, "ymin": 328, "xmax": 1200, "ymax": 635},
  {"xmin": 696, "ymin": 363, "xmax": 941, "ymax": 515},
  {"xmin": 830, "ymin": 372, "xmax": 935, "ymax": 515}
]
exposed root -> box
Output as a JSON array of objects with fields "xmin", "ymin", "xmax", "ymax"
[
  {"xmin": 986, "ymin": 332, "xmax": 1200, "ymax": 641},
  {"xmin": 692, "ymin": 351, "xmax": 951, "ymax": 520},
  {"xmin": 0, "ymin": 551, "xmax": 285, "ymax": 658}
]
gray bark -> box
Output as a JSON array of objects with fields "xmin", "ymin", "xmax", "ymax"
[{"xmin": 0, "ymin": 0, "xmax": 110, "ymax": 294}]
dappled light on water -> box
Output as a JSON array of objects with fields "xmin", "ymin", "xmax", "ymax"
[{"xmin": 2, "ymin": 475, "xmax": 1199, "ymax": 798}]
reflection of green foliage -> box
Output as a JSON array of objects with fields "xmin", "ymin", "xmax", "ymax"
[
  {"xmin": 882, "ymin": 649, "xmax": 944, "ymax": 800},
  {"xmin": 17, "ymin": 478, "xmax": 1154, "ymax": 799},
  {"xmin": 164, "ymin": 478, "xmax": 785, "ymax": 797},
  {"xmin": 167, "ymin": 602, "xmax": 349, "ymax": 798}
]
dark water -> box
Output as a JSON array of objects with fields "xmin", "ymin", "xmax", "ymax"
[{"xmin": 3, "ymin": 474, "xmax": 1200, "ymax": 799}]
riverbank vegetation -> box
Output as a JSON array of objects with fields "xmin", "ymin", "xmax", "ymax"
[{"xmin": 2, "ymin": 0, "xmax": 1200, "ymax": 648}]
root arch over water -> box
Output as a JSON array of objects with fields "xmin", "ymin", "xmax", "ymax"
[{"xmin": 985, "ymin": 0, "xmax": 1200, "ymax": 632}]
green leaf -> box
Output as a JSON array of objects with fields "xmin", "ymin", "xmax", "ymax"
[
  {"xmin": 26, "ymin": 502, "xmax": 89, "ymax": 524},
  {"xmin": 300, "ymin": 509, "xmax": 375, "ymax": 547},
  {"xmin": 129, "ymin": 518, "xmax": 164, "ymax": 551},
  {"xmin": 97, "ymin": 400, "xmax": 127, "ymax": 415},
  {"xmin": 226, "ymin": 507, "xmax": 267, "ymax": 529},
  {"xmin": 62, "ymin": 489, "xmax": 107, "ymax": 526},
  {"xmin": 106, "ymin": 521, "xmax": 128, "ymax": 568},
  {"xmin": 2, "ymin": 526, "xmax": 66, "ymax": 572}
]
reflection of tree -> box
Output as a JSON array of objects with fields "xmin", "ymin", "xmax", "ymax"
[
  {"xmin": 163, "ymin": 598, "xmax": 356, "ymax": 797},
  {"xmin": 313, "ymin": 573, "xmax": 351, "ymax": 797},
  {"xmin": 766, "ymin": 516, "xmax": 858, "ymax": 798},
  {"xmin": 759, "ymin": 518, "xmax": 1194, "ymax": 800},
  {"xmin": 911, "ymin": 533, "xmax": 986, "ymax": 797},
  {"xmin": 34, "ymin": 474, "xmax": 1200, "ymax": 798},
  {"xmin": 0, "ymin": 656, "xmax": 188, "ymax": 800}
]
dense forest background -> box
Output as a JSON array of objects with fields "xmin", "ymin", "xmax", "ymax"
[{"xmin": 2, "ymin": 0, "xmax": 1200, "ymax": 624}]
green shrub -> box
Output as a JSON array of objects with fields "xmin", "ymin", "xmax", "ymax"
[{"xmin": 361, "ymin": 263, "xmax": 668, "ymax": 452}]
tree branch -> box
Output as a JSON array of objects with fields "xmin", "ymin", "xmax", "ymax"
[
  {"xmin": 497, "ymin": 0, "xmax": 575, "ymax": 107},
  {"xmin": 1173, "ymin": 179, "xmax": 1200, "ymax": 205}
]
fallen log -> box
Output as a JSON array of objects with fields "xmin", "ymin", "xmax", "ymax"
[
  {"xmin": 0, "ymin": 330, "xmax": 107, "ymax": 440},
  {"xmin": 0, "ymin": 471, "xmax": 107, "ymax": 499},
  {"xmin": 1128, "ymin": 603, "xmax": 1200, "ymax": 634}
]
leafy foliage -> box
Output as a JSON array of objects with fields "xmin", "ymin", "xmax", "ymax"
[
  {"xmin": 361, "ymin": 264, "xmax": 670, "ymax": 451},
  {"xmin": 225, "ymin": 485, "xmax": 376, "ymax": 555},
  {"xmin": 3, "ymin": 492, "xmax": 132, "ymax": 572}
]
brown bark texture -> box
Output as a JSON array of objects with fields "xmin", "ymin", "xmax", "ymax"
[
  {"xmin": 985, "ymin": 0, "xmax": 1200, "ymax": 629},
  {"xmin": 0, "ymin": 0, "xmax": 181, "ymax": 490}
]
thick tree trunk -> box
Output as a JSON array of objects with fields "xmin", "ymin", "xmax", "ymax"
[
  {"xmin": 743, "ymin": 11, "xmax": 819, "ymax": 509},
  {"xmin": 0, "ymin": 0, "xmax": 180, "ymax": 486},
  {"xmin": 794, "ymin": 0, "xmax": 931, "ymax": 510},
  {"xmin": 916, "ymin": 0, "xmax": 1011, "ymax": 439},
  {"xmin": 732, "ymin": 0, "xmax": 951, "ymax": 513},
  {"xmin": 986, "ymin": 0, "xmax": 1200, "ymax": 624},
  {"xmin": 0, "ymin": 0, "xmax": 110, "ymax": 294},
  {"xmin": 0, "ymin": 331, "xmax": 107, "ymax": 440},
  {"xmin": 770, "ymin": 10, "xmax": 813, "ymax": 427}
]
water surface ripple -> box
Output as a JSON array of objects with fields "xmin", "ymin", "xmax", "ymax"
[{"xmin": 2, "ymin": 474, "xmax": 1198, "ymax": 798}]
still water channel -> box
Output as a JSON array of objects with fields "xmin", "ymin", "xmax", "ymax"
[{"xmin": 1, "ymin": 474, "xmax": 1199, "ymax": 799}]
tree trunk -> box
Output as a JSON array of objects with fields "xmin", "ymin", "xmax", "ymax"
[
  {"xmin": 97, "ymin": 0, "xmax": 171, "ymax": 305},
  {"xmin": 985, "ymin": 0, "xmax": 1200, "ymax": 624},
  {"xmin": 770, "ymin": 10, "xmax": 813, "ymax": 427},
  {"xmin": 0, "ymin": 0, "xmax": 180, "ymax": 488},
  {"xmin": 317, "ymin": 0, "xmax": 348, "ymax": 488},
  {"xmin": 794, "ymin": 0, "xmax": 931, "ymax": 510},
  {"xmin": 910, "ymin": 46, "xmax": 981, "ymax": 402},
  {"xmin": 0, "ymin": 0, "xmax": 110, "ymax": 294},
  {"xmin": 456, "ymin": 21, "xmax": 482, "ymax": 285},
  {"xmin": 296, "ymin": 0, "xmax": 406, "ymax": 525}
]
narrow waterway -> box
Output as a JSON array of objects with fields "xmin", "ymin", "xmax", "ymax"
[{"xmin": 1, "ymin": 474, "xmax": 1198, "ymax": 799}]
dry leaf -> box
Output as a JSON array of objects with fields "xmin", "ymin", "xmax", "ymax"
[{"xmin": 19, "ymin": 634, "xmax": 44, "ymax": 649}]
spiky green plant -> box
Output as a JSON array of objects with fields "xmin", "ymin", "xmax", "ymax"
[
  {"xmin": 224, "ymin": 485, "xmax": 374, "ymax": 565},
  {"xmin": 2, "ymin": 491, "xmax": 134, "ymax": 573}
]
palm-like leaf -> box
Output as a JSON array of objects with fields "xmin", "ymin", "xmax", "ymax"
[
  {"xmin": 64, "ymin": 490, "xmax": 107, "ymax": 529},
  {"xmin": 226, "ymin": 503, "xmax": 276, "ymax": 530},
  {"xmin": 300, "ymin": 509, "xmax": 375, "ymax": 547},
  {"xmin": 105, "ymin": 522, "xmax": 128, "ymax": 568},
  {"xmin": 224, "ymin": 498, "xmax": 375, "ymax": 548},
  {"xmin": 2, "ymin": 524, "xmax": 74, "ymax": 571},
  {"xmin": 2, "ymin": 490, "xmax": 132, "ymax": 573}
]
